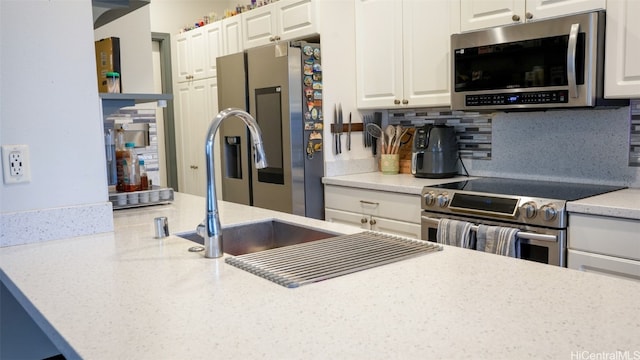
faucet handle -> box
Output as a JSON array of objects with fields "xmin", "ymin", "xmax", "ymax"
[{"xmin": 196, "ymin": 220, "xmax": 206, "ymax": 238}]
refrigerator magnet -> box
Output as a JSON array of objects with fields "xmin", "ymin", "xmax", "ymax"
[
  {"xmin": 311, "ymin": 108, "xmax": 318, "ymax": 120},
  {"xmin": 313, "ymin": 48, "xmax": 321, "ymax": 59},
  {"xmin": 304, "ymin": 121, "xmax": 315, "ymax": 130},
  {"xmin": 310, "ymin": 131, "xmax": 322, "ymax": 140},
  {"xmin": 303, "ymin": 45, "xmax": 313, "ymax": 56}
]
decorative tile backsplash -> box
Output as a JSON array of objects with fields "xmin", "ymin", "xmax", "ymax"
[
  {"xmin": 629, "ymin": 99, "xmax": 640, "ymax": 167},
  {"xmin": 388, "ymin": 109, "xmax": 493, "ymax": 159},
  {"xmin": 388, "ymin": 103, "xmax": 640, "ymax": 187}
]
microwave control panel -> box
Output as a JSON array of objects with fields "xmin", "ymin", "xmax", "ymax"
[{"xmin": 465, "ymin": 90, "xmax": 569, "ymax": 106}]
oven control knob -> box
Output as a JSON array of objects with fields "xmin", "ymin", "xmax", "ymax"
[
  {"xmin": 520, "ymin": 202, "xmax": 537, "ymax": 218},
  {"xmin": 436, "ymin": 194, "xmax": 449, "ymax": 208},
  {"xmin": 541, "ymin": 204, "xmax": 558, "ymax": 221},
  {"xmin": 423, "ymin": 191, "xmax": 436, "ymax": 206}
]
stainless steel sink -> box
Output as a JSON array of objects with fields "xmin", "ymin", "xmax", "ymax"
[{"xmin": 175, "ymin": 220, "xmax": 338, "ymax": 256}]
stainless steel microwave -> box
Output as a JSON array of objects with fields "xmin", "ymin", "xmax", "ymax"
[{"xmin": 450, "ymin": 11, "xmax": 627, "ymax": 111}]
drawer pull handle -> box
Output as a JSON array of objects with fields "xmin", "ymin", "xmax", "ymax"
[{"xmin": 360, "ymin": 200, "xmax": 379, "ymax": 206}]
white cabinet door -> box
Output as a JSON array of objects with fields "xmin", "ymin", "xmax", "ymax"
[
  {"xmin": 243, "ymin": 4, "xmax": 278, "ymax": 49},
  {"xmin": 242, "ymin": 0, "xmax": 319, "ymax": 50},
  {"xmin": 605, "ymin": 0, "xmax": 640, "ymax": 98},
  {"xmin": 568, "ymin": 250, "xmax": 640, "ymax": 282},
  {"xmin": 402, "ymin": 0, "xmax": 459, "ymax": 108},
  {"xmin": 355, "ymin": 0, "xmax": 403, "ymax": 108},
  {"xmin": 278, "ymin": 0, "xmax": 318, "ymax": 42},
  {"xmin": 175, "ymin": 27, "xmax": 207, "ymax": 82},
  {"xmin": 175, "ymin": 33, "xmax": 191, "ymax": 83},
  {"xmin": 204, "ymin": 22, "xmax": 223, "ymax": 79},
  {"xmin": 188, "ymin": 28, "xmax": 207, "ymax": 81},
  {"xmin": 176, "ymin": 78, "xmax": 217, "ymax": 197},
  {"xmin": 527, "ymin": 0, "xmax": 605, "ymax": 21},
  {"xmin": 356, "ymin": 0, "xmax": 457, "ymax": 109},
  {"xmin": 460, "ymin": 0, "xmax": 525, "ymax": 32},
  {"xmin": 222, "ymin": 15, "xmax": 244, "ymax": 55},
  {"xmin": 325, "ymin": 208, "xmax": 369, "ymax": 231},
  {"xmin": 460, "ymin": 0, "xmax": 605, "ymax": 32},
  {"xmin": 371, "ymin": 217, "xmax": 421, "ymax": 239}
]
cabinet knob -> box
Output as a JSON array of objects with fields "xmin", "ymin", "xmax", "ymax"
[
  {"xmin": 361, "ymin": 217, "xmax": 368, "ymax": 224},
  {"xmin": 369, "ymin": 218, "xmax": 377, "ymax": 226},
  {"xmin": 402, "ymin": 99, "xmax": 408, "ymax": 105},
  {"xmin": 512, "ymin": 14, "xmax": 520, "ymax": 22},
  {"xmin": 525, "ymin": 12, "xmax": 533, "ymax": 20},
  {"xmin": 394, "ymin": 99, "xmax": 401, "ymax": 105}
]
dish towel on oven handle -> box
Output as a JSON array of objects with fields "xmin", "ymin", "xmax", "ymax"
[
  {"xmin": 436, "ymin": 218, "xmax": 475, "ymax": 249},
  {"xmin": 476, "ymin": 225, "xmax": 521, "ymax": 258}
]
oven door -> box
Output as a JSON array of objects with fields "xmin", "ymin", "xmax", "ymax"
[{"xmin": 421, "ymin": 211, "xmax": 566, "ymax": 267}]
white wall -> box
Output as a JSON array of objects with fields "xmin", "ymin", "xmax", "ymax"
[
  {"xmin": 465, "ymin": 106, "xmax": 640, "ymax": 187},
  {"xmin": 319, "ymin": 0, "xmax": 378, "ymax": 176},
  {"xmin": 0, "ymin": 0, "xmax": 107, "ymax": 213},
  {"xmin": 150, "ymin": 0, "xmax": 237, "ymax": 35},
  {"xmin": 94, "ymin": 6, "xmax": 154, "ymax": 93}
]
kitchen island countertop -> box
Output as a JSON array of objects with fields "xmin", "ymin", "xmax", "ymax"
[{"xmin": 1, "ymin": 192, "xmax": 639, "ymax": 359}]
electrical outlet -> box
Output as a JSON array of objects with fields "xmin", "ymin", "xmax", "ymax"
[{"xmin": 2, "ymin": 144, "xmax": 31, "ymax": 184}]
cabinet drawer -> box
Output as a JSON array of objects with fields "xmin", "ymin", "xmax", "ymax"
[
  {"xmin": 325, "ymin": 185, "xmax": 420, "ymax": 223},
  {"xmin": 568, "ymin": 249, "xmax": 640, "ymax": 282},
  {"xmin": 568, "ymin": 213, "xmax": 640, "ymax": 261}
]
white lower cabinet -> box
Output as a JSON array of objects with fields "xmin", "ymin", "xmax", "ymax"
[
  {"xmin": 568, "ymin": 213, "xmax": 640, "ymax": 282},
  {"xmin": 324, "ymin": 185, "xmax": 421, "ymax": 239}
]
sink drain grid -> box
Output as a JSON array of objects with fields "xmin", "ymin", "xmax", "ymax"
[{"xmin": 225, "ymin": 231, "xmax": 442, "ymax": 288}]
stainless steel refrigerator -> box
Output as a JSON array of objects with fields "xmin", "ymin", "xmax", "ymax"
[{"xmin": 216, "ymin": 42, "xmax": 324, "ymax": 219}]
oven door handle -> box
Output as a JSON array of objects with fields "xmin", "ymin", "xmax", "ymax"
[{"xmin": 422, "ymin": 216, "xmax": 558, "ymax": 243}]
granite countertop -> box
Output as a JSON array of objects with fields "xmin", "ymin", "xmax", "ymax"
[
  {"xmin": 324, "ymin": 172, "xmax": 640, "ymax": 221},
  {"xmin": 322, "ymin": 172, "xmax": 473, "ymax": 195},
  {"xmin": 567, "ymin": 188, "xmax": 640, "ymax": 220},
  {"xmin": 1, "ymin": 193, "xmax": 639, "ymax": 359}
]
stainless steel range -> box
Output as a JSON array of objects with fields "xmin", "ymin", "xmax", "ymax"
[{"xmin": 420, "ymin": 178, "xmax": 625, "ymax": 266}]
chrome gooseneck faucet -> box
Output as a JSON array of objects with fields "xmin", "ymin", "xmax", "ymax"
[{"xmin": 199, "ymin": 108, "xmax": 267, "ymax": 258}]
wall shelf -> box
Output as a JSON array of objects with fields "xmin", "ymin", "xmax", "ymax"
[{"xmin": 100, "ymin": 93, "xmax": 172, "ymax": 117}]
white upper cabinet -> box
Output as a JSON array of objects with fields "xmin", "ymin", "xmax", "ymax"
[
  {"xmin": 355, "ymin": 0, "xmax": 459, "ymax": 109},
  {"xmin": 175, "ymin": 27, "xmax": 207, "ymax": 83},
  {"xmin": 605, "ymin": 0, "xmax": 640, "ymax": 98},
  {"xmin": 460, "ymin": 0, "xmax": 605, "ymax": 32},
  {"xmin": 221, "ymin": 15, "xmax": 244, "ymax": 55},
  {"xmin": 204, "ymin": 22, "xmax": 223, "ymax": 79},
  {"xmin": 242, "ymin": 0, "xmax": 319, "ymax": 49},
  {"xmin": 175, "ymin": 22, "xmax": 224, "ymax": 82}
]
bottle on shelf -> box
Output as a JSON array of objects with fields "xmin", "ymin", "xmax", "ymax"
[
  {"xmin": 115, "ymin": 129, "xmax": 126, "ymax": 192},
  {"xmin": 139, "ymin": 159, "xmax": 149, "ymax": 190},
  {"xmin": 123, "ymin": 142, "xmax": 140, "ymax": 192}
]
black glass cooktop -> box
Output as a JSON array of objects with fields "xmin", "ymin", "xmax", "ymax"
[{"xmin": 431, "ymin": 177, "xmax": 626, "ymax": 201}]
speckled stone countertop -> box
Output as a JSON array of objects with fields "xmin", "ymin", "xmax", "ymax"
[
  {"xmin": 567, "ymin": 188, "xmax": 640, "ymax": 220},
  {"xmin": 1, "ymin": 193, "xmax": 639, "ymax": 359},
  {"xmin": 322, "ymin": 172, "xmax": 473, "ymax": 194}
]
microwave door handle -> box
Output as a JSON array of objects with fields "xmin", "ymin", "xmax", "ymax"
[{"xmin": 567, "ymin": 23, "xmax": 580, "ymax": 98}]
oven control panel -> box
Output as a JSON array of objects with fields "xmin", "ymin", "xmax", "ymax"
[{"xmin": 421, "ymin": 188, "xmax": 567, "ymax": 229}]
